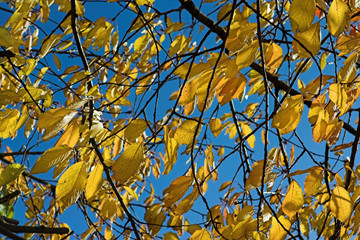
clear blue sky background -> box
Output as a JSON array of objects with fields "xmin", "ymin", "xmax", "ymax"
[{"xmin": 0, "ymin": 0, "xmax": 355, "ymax": 239}]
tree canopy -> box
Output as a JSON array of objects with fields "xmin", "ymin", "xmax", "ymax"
[{"xmin": 0, "ymin": 0, "xmax": 360, "ymax": 239}]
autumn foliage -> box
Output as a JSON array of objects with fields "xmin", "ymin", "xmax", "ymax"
[{"xmin": 1, "ymin": 0, "xmax": 360, "ymax": 239}]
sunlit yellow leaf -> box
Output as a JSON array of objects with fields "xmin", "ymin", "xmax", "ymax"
[
  {"xmin": 124, "ymin": 119, "xmax": 148, "ymax": 141},
  {"xmin": 85, "ymin": 163, "xmax": 104, "ymax": 202},
  {"xmin": 289, "ymin": 0, "xmax": 315, "ymax": 32},
  {"xmin": 327, "ymin": 0, "xmax": 351, "ymax": 37},
  {"xmin": 112, "ymin": 142, "xmax": 144, "ymax": 183},
  {"xmin": 163, "ymin": 176, "xmax": 193, "ymax": 207},
  {"xmin": 269, "ymin": 215, "xmax": 291, "ymax": 240},
  {"xmin": 189, "ymin": 228, "xmax": 211, "ymax": 240},
  {"xmin": 134, "ymin": 34, "xmax": 150, "ymax": 52},
  {"xmin": 235, "ymin": 40, "xmax": 258, "ymax": 70},
  {"xmin": 330, "ymin": 186, "xmax": 352, "ymax": 223},
  {"xmin": 174, "ymin": 119, "xmax": 201, "ymax": 146},
  {"xmin": 163, "ymin": 126, "xmax": 178, "ymax": 175},
  {"xmin": 245, "ymin": 160, "xmax": 275, "ymax": 190},
  {"xmin": 329, "ymin": 83, "xmax": 348, "ymax": 109},
  {"xmin": 265, "ymin": 42, "xmax": 283, "ymax": 69},
  {"xmin": 293, "ymin": 22, "xmax": 321, "ymax": 58},
  {"xmin": 179, "ymin": 79, "xmax": 198, "ymax": 105},
  {"xmin": 37, "ymin": 108, "xmax": 77, "ymax": 141},
  {"xmin": 304, "ymin": 167, "xmax": 323, "ymax": 196},
  {"xmin": 272, "ymin": 95, "xmax": 303, "ymax": 134},
  {"xmin": 209, "ymin": 118, "xmax": 222, "ymax": 138},
  {"xmin": 55, "ymin": 119, "xmax": 79, "ymax": 148},
  {"xmin": 282, "ymin": 180, "xmax": 304, "ymax": 218},
  {"xmin": 241, "ymin": 123, "xmax": 255, "ymax": 149},
  {"xmin": 56, "ymin": 161, "xmax": 87, "ymax": 212},
  {"xmin": 0, "ymin": 109, "xmax": 20, "ymax": 139},
  {"xmin": 30, "ymin": 145, "xmax": 73, "ymax": 175},
  {"xmin": 0, "ymin": 164, "xmax": 26, "ymax": 186},
  {"xmin": 217, "ymin": 74, "xmax": 247, "ymax": 106}
]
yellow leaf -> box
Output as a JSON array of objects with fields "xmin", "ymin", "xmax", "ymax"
[
  {"xmin": 0, "ymin": 109, "xmax": 20, "ymax": 139},
  {"xmin": 134, "ymin": 34, "xmax": 150, "ymax": 52},
  {"xmin": 216, "ymin": 74, "xmax": 247, "ymax": 106},
  {"xmin": 272, "ymin": 95, "xmax": 303, "ymax": 134},
  {"xmin": 175, "ymin": 189, "xmax": 199, "ymax": 215},
  {"xmin": 209, "ymin": 118, "xmax": 221, "ymax": 138},
  {"xmin": 124, "ymin": 119, "xmax": 148, "ymax": 141},
  {"xmin": 269, "ymin": 215, "xmax": 291, "ymax": 240},
  {"xmin": 0, "ymin": 26, "xmax": 16, "ymax": 49},
  {"xmin": 144, "ymin": 203, "xmax": 166, "ymax": 235},
  {"xmin": 163, "ymin": 126, "xmax": 178, "ymax": 175},
  {"xmin": 174, "ymin": 119, "xmax": 200, "ymax": 146},
  {"xmin": 189, "ymin": 228, "xmax": 211, "ymax": 240},
  {"xmin": 282, "ymin": 180, "xmax": 304, "ymax": 218},
  {"xmin": 56, "ymin": 161, "xmax": 87, "ymax": 212},
  {"xmin": 293, "ymin": 22, "xmax": 321, "ymax": 58},
  {"xmin": 30, "ymin": 145, "xmax": 73, "ymax": 175},
  {"xmin": 289, "ymin": 0, "xmax": 316, "ymax": 32},
  {"xmin": 179, "ymin": 79, "xmax": 198, "ymax": 105},
  {"xmin": 37, "ymin": 108, "xmax": 77, "ymax": 141},
  {"xmin": 235, "ymin": 40, "xmax": 258, "ymax": 70},
  {"xmin": 327, "ymin": 0, "xmax": 351, "ymax": 37},
  {"xmin": 304, "ymin": 167, "xmax": 323, "ymax": 196},
  {"xmin": 241, "ymin": 123, "xmax": 255, "ymax": 149},
  {"xmin": 265, "ymin": 42, "xmax": 283, "ymax": 69},
  {"xmin": 245, "ymin": 160, "xmax": 275, "ymax": 190},
  {"xmin": 164, "ymin": 232, "xmax": 180, "ymax": 240},
  {"xmin": 245, "ymin": 103, "xmax": 258, "ymax": 118},
  {"xmin": 112, "ymin": 142, "xmax": 144, "ymax": 183},
  {"xmin": 55, "ymin": 119, "xmax": 79, "ymax": 148},
  {"xmin": 330, "ymin": 186, "xmax": 352, "ymax": 223},
  {"xmin": 0, "ymin": 164, "xmax": 26, "ymax": 186},
  {"xmin": 329, "ymin": 83, "xmax": 348, "ymax": 109},
  {"xmin": 163, "ymin": 176, "xmax": 193, "ymax": 207},
  {"xmin": 99, "ymin": 196, "xmax": 117, "ymax": 221},
  {"xmin": 85, "ymin": 163, "xmax": 104, "ymax": 202},
  {"xmin": 39, "ymin": 34, "xmax": 63, "ymax": 58},
  {"xmin": 123, "ymin": 186, "xmax": 139, "ymax": 201}
]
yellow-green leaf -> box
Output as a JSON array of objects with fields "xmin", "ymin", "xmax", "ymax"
[
  {"xmin": 56, "ymin": 161, "xmax": 87, "ymax": 212},
  {"xmin": 289, "ymin": 0, "xmax": 316, "ymax": 32},
  {"xmin": 282, "ymin": 180, "xmax": 304, "ymax": 218},
  {"xmin": 30, "ymin": 145, "xmax": 73, "ymax": 175},
  {"xmin": 293, "ymin": 22, "xmax": 321, "ymax": 58},
  {"xmin": 112, "ymin": 142, "xmax": 144, "ymax": 183},
  {"xmin": 174, "ymin": 119, "xmax": 201, "ymax": 145},
  {"xmin": 85, "ymin": 163, "xmax": 104, "ymax": 202},
  {"xmin": 327, "ymin": 0, "xmax": 351, "ymax": 37},
  {"xmin": 330, "ymin": 186, "xmax": 352, "ymax": 223},
  {"xmin": 0, "ymin": 164, "xmax": 26, "ymax": 186},
  {"xmin": 0, "ymin": 26, "xmax": 16, "ymax": 49},
  {"xmin": 124, "ymin": 119, "xmax": 148, "ymax": 141}
]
